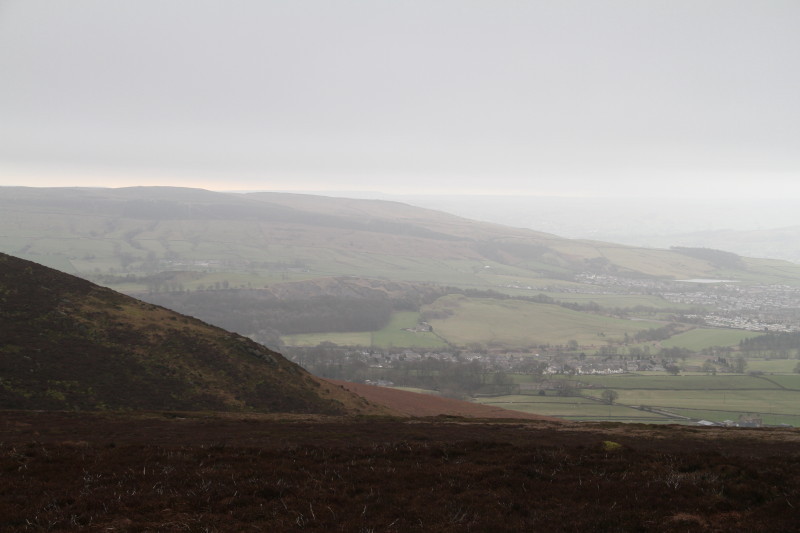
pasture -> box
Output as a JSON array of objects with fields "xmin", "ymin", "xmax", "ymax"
[
  {"xmin": 425, "ymin": 296, "xmax": 663, "ymax": 349},
  {"xmin": 745, "ymin": 358, "xmax": 799, "ymax": 373},
  {"xmin": 566, "ymin": 373, "xmax": 779, "ymax": 390},
  {"xmin": 478, "ymin": 371, "xmax": 800, "ymax": 425},
  {"xmin": 370, "ymin": 312, "xmax": 449, "ymax": 349},
  {"xmin": 659, "ymin": 328, "xmax": 761, "ymax": 350},
  {"xmin": 475, "ymin": 395, "xmax": 671, "ymax": 422}
]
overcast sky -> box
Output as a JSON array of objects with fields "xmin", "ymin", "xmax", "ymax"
[{"xmin": 1, "ymin": 1, "xmax": 799, "ymax": 198}]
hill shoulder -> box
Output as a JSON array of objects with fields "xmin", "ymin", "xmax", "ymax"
[{"xmin": 0, "ymin": 252, "xmax": 385, "ymax": 415}]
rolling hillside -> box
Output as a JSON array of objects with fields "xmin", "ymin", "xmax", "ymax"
[
  {"xmin": 3, "ymin": 186, "xmax": 799, "ymax": 286},
  {"xmin": 3, "ymin": 186, "xmax": 800, "ymax": 353}
]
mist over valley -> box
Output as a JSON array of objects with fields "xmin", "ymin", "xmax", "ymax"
[{"xmin": 3, "ymin": 1, "xmax": 800, "ymax": 529}]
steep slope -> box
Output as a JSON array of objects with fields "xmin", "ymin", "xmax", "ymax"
[{"xmin": 0, "ymin": 252, "xmax": 385, "ymax": 414}]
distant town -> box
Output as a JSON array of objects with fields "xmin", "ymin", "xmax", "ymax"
[{"xmin": 508, "ymin": 273, "xmax": 800, "ymax": 333}]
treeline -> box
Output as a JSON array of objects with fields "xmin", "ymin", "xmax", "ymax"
[
  {"xmin": 631, "ymin": 323, "xmax": 683, "ymax": 343},
  {"xmin": 739, "ymin": 332, "xmax": 800, "ymax": 357},
  {"xmin": 437, "ymin": 286, "xmax": 695, "ymax": 320},
  {"xmin": 141, "ymin": 291, "xmax": 395, "ymax": 337}
]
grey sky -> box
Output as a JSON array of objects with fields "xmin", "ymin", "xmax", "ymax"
[{"xmin": 1, "ymin": 1, "xmax": 799, "ymax": 197}]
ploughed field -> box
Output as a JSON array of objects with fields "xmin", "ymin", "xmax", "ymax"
[{"xmin": 3, "ymin": 411, "xmax": 800, "ymax": 531}]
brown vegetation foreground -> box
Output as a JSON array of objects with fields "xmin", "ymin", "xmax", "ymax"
[{"xmin": 2, "ymin": 411, "xmax": 800, "ymax": 532}]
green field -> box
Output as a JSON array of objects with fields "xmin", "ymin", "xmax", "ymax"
[
  {"xmin": 475, "ymin": 372, "xmax": 800, "ymax": 425},
  {"xmin": 612, "ymin": 388, "xmax": 797, "ymax": 412},
  {"xmin": 475, "ymin": 395, "xmax": 670, "ymax": 422},
  {"xmin": 660, "ymin": 328, "xmax": 761, "ymax": 350},
  {"xmin": 424, "ymin": 295, "xmax": 663, "ymax": 349},
  {"xmin": 568, "ymin": 373, "xmax": 779, "ymax": 390},
  {"xmin": 281, "ymin": 331, "xmax": 373, "ymax": 347},
  {"xmin": 745, "ymin": 359, "xmax": 800, "ymax": 374},
  {"xmin": 371, "ymin": 312, "xmax": 449, "ymax": 349},
  {"xmin": 282, "ymin": 311, "xmax": 448, "ymax": 349},
  {"xmin": 759, "ymin": 373, "xmax": 800, "ymax": 389}
]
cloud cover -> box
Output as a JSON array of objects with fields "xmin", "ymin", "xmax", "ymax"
[{"xmin": 1, "ymin": 0, "xmax": 799, "ymax": 197}]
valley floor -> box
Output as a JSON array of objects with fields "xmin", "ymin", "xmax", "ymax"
[{"xmin": 2, "ymin": 411, "xmax": 799, "ymax": 532}]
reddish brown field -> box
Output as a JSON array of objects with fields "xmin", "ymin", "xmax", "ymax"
[
  {"xmin": 2, "ymin": 411, "xmax": 800, "ymax": 532},
  {"xmin": 326, "ymin": 380, "xmax": 556, "ymax": 420}
]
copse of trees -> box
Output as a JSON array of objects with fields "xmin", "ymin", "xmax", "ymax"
[
  {"xmin": 658, "ymin": 346, "xmax": 692, "ymax": 360},
  {"xmin": 634, "ymin": 323, "xmax": 683, "ymax": 343},
  {"xmin": 739, "ymin": 332, "xmax": 800, "ymax": 358}
]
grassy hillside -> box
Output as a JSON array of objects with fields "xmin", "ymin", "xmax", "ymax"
[
  {"xmin": 0, "ymin": 252, "xmax": 383, "ymax": 415},
  {"xmin": 4, "ymin": 186, "xmax": 800, "ymax": 289}
]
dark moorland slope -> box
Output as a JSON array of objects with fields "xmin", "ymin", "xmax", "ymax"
[
  {"xmin": 2, "ymin": 411, "xmax": 799, "ymax": 531},
  {"xmin": 0, "ymin": 252, "xmax": 379, "ymax": 414}
]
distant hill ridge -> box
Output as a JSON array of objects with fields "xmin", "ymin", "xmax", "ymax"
[
  {"xmin": 3, "ymin": 185, "xmax": 792, "ymax": 284},
  {"xmin": 0, "ymin": 252, "xmax": 379, "ymax": 414}
]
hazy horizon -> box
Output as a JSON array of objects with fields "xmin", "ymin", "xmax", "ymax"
[{"xmin": 4, "ymin": 183, "xmax": 800, "ymax": 263}]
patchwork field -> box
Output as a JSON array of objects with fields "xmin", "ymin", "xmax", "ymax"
[
  {"xmin": 478, "ymin": 372, "xmax": 800, "ymax": 425},
  {"xmin": 282, "ymin": 295, "xmax": 672, "ymax": 350}
]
